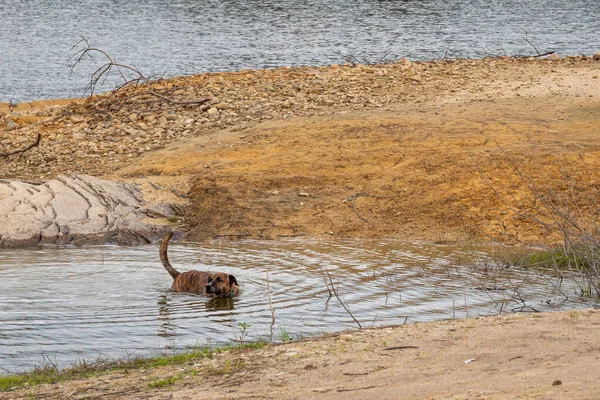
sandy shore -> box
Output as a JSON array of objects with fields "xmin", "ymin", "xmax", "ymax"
[
  {"xmin": 7, "ymin": 309, "xmax": 600, "ymax": 399},
  {"xmin": 2, "ymin": 55, "xmax": 600, "ymax": 398}
]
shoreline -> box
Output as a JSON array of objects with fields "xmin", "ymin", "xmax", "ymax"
[
  {"xmin": 4, "ymin": 309, "xmax": 600, "ymax": 399},
  {"xmin": 2, "ymin": 52, "xmax": 599, "ymax": 105}
]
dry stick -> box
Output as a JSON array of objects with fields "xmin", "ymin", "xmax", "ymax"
[
  {"xmin": 69, "ymin": 37, "xmax": 209, "ymax": 108},
  {"xmin": 495, "ymin": 144, "xmax": 600, "ymax": 291},
  {"xmin": 494, "ymin": 141, "xmax": 577, "ymax": 236},
  {"xmin": 320, "ymin": 266, "xmax": 333, "ymax": 297},
  {"xmin": 325, "ymin": 270, "xmax": 363, "ymax": 328},
  {"xmin": 0, "ymin": 133, "xmax": 41, "ymax": 157},
  {"xmin": 337, "ymin": 385, "xmax": 385, "ymax": 393},
  {"xmin": 266, "ymin": 271, "xmax": 276, "ymax": 338},
  {"xmin": 345, "ymin": 194, "xmax": 374, "ymax": 226},
  {"xmin": 344, "ymin": 192, "xmax": 399, "ymax": 226}
]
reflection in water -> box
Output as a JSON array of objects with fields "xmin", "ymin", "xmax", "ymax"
[
  {"xmin": 156, "ymin": 292, "xmax": 237, "ymax": 338},
  {"xmin": 0, "ymin": 239, "xmax": 596, "ymax": 374},
  {"xmin": 206, "ymin": 297, "xmax": 237, "ymax": 312}
]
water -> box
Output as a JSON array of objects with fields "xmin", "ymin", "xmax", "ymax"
[
  {"xmin": 1, "ymin": 0, "xmax": 599, "ymax": 102},
  {"xmin": 0, "ymin": 239, "xmax": 593, "ymax": 374}
]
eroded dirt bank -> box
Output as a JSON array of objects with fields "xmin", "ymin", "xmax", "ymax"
[
  {"xmin": 2, "ymin": 56, "xmax": 600, "ymax": 244},
  {"xmin": 7, "ymin": 309, "xmax": 600, "ymax": 400}
]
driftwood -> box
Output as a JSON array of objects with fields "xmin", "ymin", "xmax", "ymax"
[{"xmin": 0, "ymin": 133, "xmax": 41, "ymax": 158}]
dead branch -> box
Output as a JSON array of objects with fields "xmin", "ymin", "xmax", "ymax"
[
  {"xmin": 516, "ymin": 30, "xmax": 554, "ymax": 58},
  {"xmin": 68, "ymin": 36, "xmax": 210, "ymax": 111},
  {"xmin": 323, "ymin": 270, "xmax": 363, "ymax": 328},
  {"xmin": 343, "ymin": 192, "xmax": 399, "ymax": 226},
  {"xmin": 468, "ymin": 142, "xmax": 600, "ymax": 297},
  {"xmin": 0, "ymin": 133, "xmax": 41, "ymax": 158},
  {"xmin": 266, "ymin": 271, "xmax": 276, "ymax": 338}
]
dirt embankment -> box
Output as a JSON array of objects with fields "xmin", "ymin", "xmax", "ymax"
[{"xmin": 2, "ymin": 56, "xmax": 600, "ymax": 244}]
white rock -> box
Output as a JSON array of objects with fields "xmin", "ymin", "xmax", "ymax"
[{"xmin": 6, "ymin": 120, "xmax": 18, "ymax": 131}]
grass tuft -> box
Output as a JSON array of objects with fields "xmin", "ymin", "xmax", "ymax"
[{"xmin": 0, "ymin": 340, "xmax": 270, "ymax": 392}]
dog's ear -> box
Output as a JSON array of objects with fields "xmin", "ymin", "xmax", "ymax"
[{"xmin": 229, "ymin": 275, "xmax": 238, "ymax": 286}]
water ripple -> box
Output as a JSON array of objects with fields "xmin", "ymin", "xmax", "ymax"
[{"xmin": 0, "ymin": 239, "xmax": 594, "ymax": 373}]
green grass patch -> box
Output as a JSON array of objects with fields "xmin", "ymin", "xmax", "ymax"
[
  {"xmin": 0, "ymin": 340, "xmax": 270, "ymax": 392},
  {"xmin": 505, "ymin": 247, "xmax": 595, "ymax": 271},
  {"xmin": 0, "ymin": 365, "xmax": 61, "ymax": 391},
  {"xmin": 148, "ymin": 375, "xmax": 181, "ymax": 388}
]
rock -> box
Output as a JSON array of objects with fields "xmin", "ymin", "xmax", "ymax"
[
  {"xmin": 6, "ymin": 120, "xmax": 18, "ymax": 131},
  {"xmin": 144, "ymin": 202, "xmax": 183, "ymax": 218},
  {"xmin": 207, "ymin": 107, "xmax": 219, "ymax": 115},
  {"xmin": 214, "ymin": 103, "xmax": 231, "ymax": 110},
  {"xmin": 395, "ymin": 58, "xmax": 412, "ymax": 69},
  {"xmin": 70, "ymin": 115, "xmax": 85, "ymax": 124},
  {"xmin": 593, "ymin": 52, "xmax": 600, "ymax": 60},
  {"xmin": 0, "ymin": 175, "xmax": 174, "ymax": 248},
  {"xmin": 165, "ymin": 114, "xmax": 177, "ymax": 121}
]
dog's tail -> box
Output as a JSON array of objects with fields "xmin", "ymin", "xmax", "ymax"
[{"xmin": 160, "ymin": 232, "xmax": 180, "ymax": 279}]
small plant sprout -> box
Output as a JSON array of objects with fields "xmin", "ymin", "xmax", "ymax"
[{"xmin": 237, "ymin": 322, "xmax": 251, "ymax": 345}]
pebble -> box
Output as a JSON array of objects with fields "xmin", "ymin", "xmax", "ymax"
[{"xmin": 6, "ymin": 120, "xmax": 18, "ymax": 131}]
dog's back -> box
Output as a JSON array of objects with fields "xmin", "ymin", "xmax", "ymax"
[{"xmin": 159, "ymin": 232, "xmax": 240, "ymax": 297}]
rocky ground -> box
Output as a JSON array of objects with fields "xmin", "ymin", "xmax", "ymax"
[{"xmin": 2, "ymin": 54, "xmax": 600, "ymax": 398}]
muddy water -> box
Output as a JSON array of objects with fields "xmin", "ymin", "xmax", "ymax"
[{"xmin": 0, "ymin": 240, "xmax": 592, "ymax": 374}]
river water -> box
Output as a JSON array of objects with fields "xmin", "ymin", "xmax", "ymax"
[
  {"xmin": 0, "ymin": 239, "xmax": 594, "ymax": 374},
  {"xmin": 1, "ymin": 0, "xmax": 599, "ymax": 102}
]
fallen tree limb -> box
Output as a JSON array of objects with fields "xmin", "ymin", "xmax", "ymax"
[{"xmin": 0, "ymin": 133, "xmax": 41, "ymax": 158}]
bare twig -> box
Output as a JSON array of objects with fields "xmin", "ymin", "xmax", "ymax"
[
  {"xmin": 469, "ymin": 141, "xmax": 600, "ymax": 297},
  {"xmin": 0, "ymin": 133, "xmax": 41, "ymax": 157},
  {"xmin": 384, "ymin": 345, "xmax": 418, "ymax": 351},
  {"xmin": 266, "ymin": 271, "xmax": 276, "ymax": 337},
  {"xmin": 343, "ymin": 192, "xmax": 399, "ymax": 226},
  {"xmin": 68, "ymin": 36, "xmax": 210, "ymax": 111},
  {"xmin": 324, "ymin": 270, "xmax": 363, "ymax": 328},
  {"xmin": 521, "ymin": 30, "xmax": 541, "ymax": 56}
]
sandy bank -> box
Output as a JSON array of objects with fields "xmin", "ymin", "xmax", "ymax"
[
  {"xmin": 2, "ymin": 56, "xmax": 600, "ymax": 244},
  {"xmin": 6, "ymin": 309, "xmax": 600, "ymax": 399}
]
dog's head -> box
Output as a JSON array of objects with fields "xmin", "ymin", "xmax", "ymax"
[{"xmin": 205, "ymin": 273, "xmax": 239, "ymax": 298}]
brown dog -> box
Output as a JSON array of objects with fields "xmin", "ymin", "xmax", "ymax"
[{"xmin": 159, "ymin": 232, "xmax": 239, "ymax": 297}]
